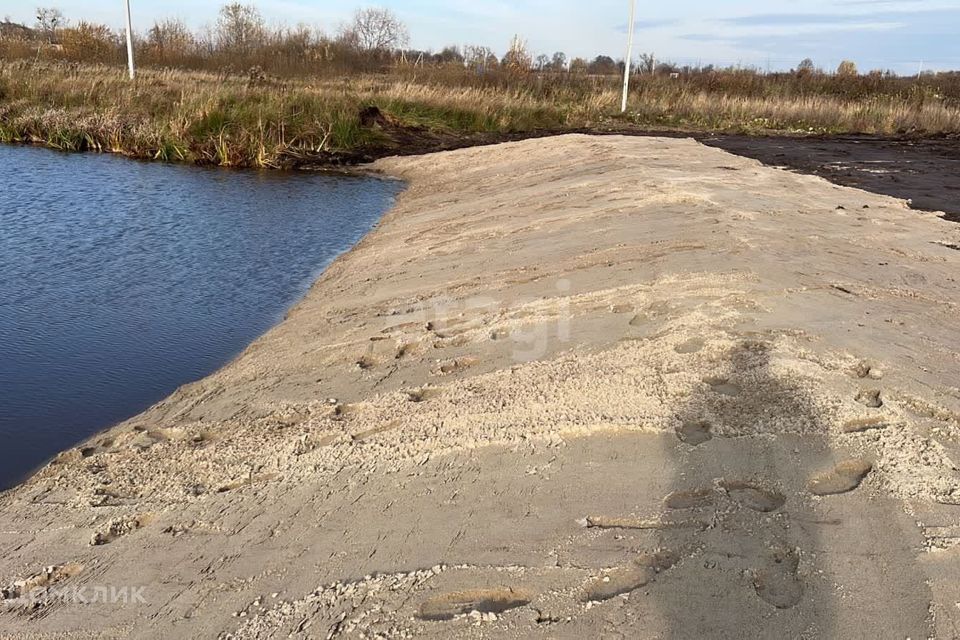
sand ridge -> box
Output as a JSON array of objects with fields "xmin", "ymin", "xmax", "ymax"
[{"xmin": 1, "ymin": 135, "xmax": 959, "ymax": 638}]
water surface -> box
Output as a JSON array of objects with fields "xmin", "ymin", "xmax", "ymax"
[{"xmin": 0, "ymin": 145, "xmax": 401, "ymax": 490}]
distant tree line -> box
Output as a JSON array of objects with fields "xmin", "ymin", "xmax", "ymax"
[{"xmin": 0, "ymin": 3, "xmax": 956, "ymax": 88}]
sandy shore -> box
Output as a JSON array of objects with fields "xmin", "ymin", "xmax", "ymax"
[{"xmin": 2, "ymin": 134, "xmax": 960, "ymax": 638}]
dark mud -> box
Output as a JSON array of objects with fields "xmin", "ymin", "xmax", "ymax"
[{"xmin": 700, "ymin": 134, "xmax": 960, "ymax": 223}]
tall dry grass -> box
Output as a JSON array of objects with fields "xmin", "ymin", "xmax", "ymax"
[{"xmin": 2, "ymin": 61, "xmax": 958, "ymax": 168}]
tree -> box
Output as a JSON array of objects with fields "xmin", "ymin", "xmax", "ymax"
[
  {"xmin": 436, "ymin": 45, "xmax": 463, "ymax": 65},
  {"xmin": 147, "ymin": 18, "xmax": 193, "ymax": 58},
  {"xmin": 587, "ymin": 55, "xmax": 617, "ymax": 75},
  {"xmin": 501, "ymin": 35, "xmax": 531, "ymax": 73},
  {"xmin": 276, "ymin": 23, "xmax": 316, "ymax": 61},
  {"xmin": 638, "ymin": 52, "xmax": 656, "ymax": 75},
  {"xmin": 656, "ymin": 61, "xmax": 680, "ymax": 75},
  {"xmin": 836, "ymin": 60, "xmax": 858, "ymax": 77},
  {"xmin": 463, "ymin": 44, "xmax": 497, "ymax": 73},
  {"xmin": 35, "ymin": 7, "xmax": 64, "ymax": 42},
  {"xmin": 796, "ymin": 57, "xmax": 815, "ymax": 77},
  {"xmin": 534, "ymin": 53, "xmax": 549, "ymax": 71},
  {"xmin": 550, "ymin": 51, "xmax": 566, "ymax": 71},
  {"xmin": 216, "ymin": 3, "xmax": 264, "ymax": 54},
  {"xmin": 60, "ymin": 21, "xmax": 116, "ymax": 62},
  {"xmin": 569, "ymin": 57, "xmax": 588, "ymax": 74},
  {"xmin": 340, "ymin": 7, "xmax": 408, "ymax": 52}
]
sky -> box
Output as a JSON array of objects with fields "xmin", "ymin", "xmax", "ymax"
[{"xmin": 3, "ymin": 0, "xmax": 959, "ymax": 74}]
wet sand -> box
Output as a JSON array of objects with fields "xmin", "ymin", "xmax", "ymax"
[{"xmin": 1, "ymin": 135, "xmax": 959, "ymax": 638}]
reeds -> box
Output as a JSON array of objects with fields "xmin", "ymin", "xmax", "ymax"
[{"xmin": 1, "ymin": 61, "xmax": 958, "ymax": 168}]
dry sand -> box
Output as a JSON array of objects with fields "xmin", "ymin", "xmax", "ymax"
[{"xmin": 2, "ymin": 134, "xmax": 960, "ymax": 638}]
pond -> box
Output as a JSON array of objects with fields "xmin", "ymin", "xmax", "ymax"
[{"xmin": 0, "ymin": 145, "xmax": 402, "ymax": 490}]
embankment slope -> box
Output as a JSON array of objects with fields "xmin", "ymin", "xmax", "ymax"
[{"xmin": 1, "ymin": 135, "xmax": 959, "ymax": 638}]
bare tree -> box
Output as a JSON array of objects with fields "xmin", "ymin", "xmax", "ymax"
[
  {"xmin": 217, "ymin": 3, "xmax": 265, "ymax": 54},
  {"xmin": 534, "ymin": 53, "xmax": 549, "ymax": 71},
  {"xmin": 550, "ymin": 51, "xmax": 566, "ymax": 71},
  {"xmin": 463, "ymin": 44, "xmax": 496, "ymax": 73},
  {"xmin": 272, "ymin": 23, "xmax": 317, "ymax": 65},
  {"xmin": 35, "ymin": 7, "xmax": 64, "ymax": 42},
  {"xmin": 796, "ymin": 58, "xmax": 816, "ymax": 77},
  {"xmin": 638, "ymin": 52, "xmax": 656, "ymax": 75},
  {"xmin": 147, "ymin": 18, "xmax": 194, "ymax": 58},
  {"xmin": 436, "ymin": 45, "xmax": 463, "ymax": 65},
  {"xmin": 340, "ymin": 7, "xmax": 408, "ymax": 52}
]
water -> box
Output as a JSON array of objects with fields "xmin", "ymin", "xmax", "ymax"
[{"xmin": 0, "ymin": 145, "xmax": 402, "ymax": 490}]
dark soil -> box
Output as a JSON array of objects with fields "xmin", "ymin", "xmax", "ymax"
[{"xmin": 699, "ymin": 134, "xmax": 960, "ymax": 223}]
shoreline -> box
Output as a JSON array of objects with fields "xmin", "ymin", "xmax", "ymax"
[
  {"xmin": 5, "ymin": 127, "xmax": 959, "ymax": 223},
  {"xmin": 2, "ymin": 134, "xmax": 959, "ymax": 637},
  {"xmin": 0, "ymin": 145, "xmax": 402, "ymax": 495}
]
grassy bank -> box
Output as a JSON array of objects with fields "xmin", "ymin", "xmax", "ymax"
[{"xmin": 2, "ymin": 61, "xmax": 959, "ymax": 168}]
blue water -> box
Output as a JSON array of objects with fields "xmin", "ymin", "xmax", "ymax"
[{"xmin": 0, "ymin": 145, "xmax": 402, "ymax": 490}]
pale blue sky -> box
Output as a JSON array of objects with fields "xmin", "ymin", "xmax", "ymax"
[{"xmin": 4, "ymin": 0, "xmax": 959, "ymax": 73}]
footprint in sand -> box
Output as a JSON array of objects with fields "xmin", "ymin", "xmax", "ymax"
[
  {"xmin": 852, "ymin": 361, "xmax": 884, "ymax": 380},
  {"xmin": 841, "ymin": 416, "xmax": 888, "ymax": 433},
  {"xmin": 663, "ymin": 488, "xmax": 715, "ymax": 509},
  {"xmin": 418, "ymin": 587, "xmax": 532, "ymax": 621},
  {"xmin": 808, "ymin": 459, "xmax": 872, "ymax": 496},
  {"xmin": 2, "ymin": 563, "xmax": 84, "ymax": 603},
  {"xmin": 395, "ymin": 341, "xmax": 421, "ymax": 359},
  {"xmin": 433, "ymin": 335, "xmax": 472, "ymax": 349},
  {"xmin": 407, "ymin": 387, "xmax": 444, "ymax": 403},
  {"xmin": 676, "ymin": 420, "xmax": 713, "ymax": 446},
  {"xmin": 628, "ymin": 301, "xmax": 674, "ymax": 327},
  {"xmin": 435, "ymin": 356, "xmax": 480, "ymax": 375},
  {"xmin": 581, "ymin": 551, "xmax": 678, "ymax": 602},
  {"xmin": 356, "ymin": 355, "xmax": 377, "ymax": 370},
  {"xmin": 79, "ymin": 435, "xmax": 119, "ymax": 457},
  {"xmin": 854, "ymin": 389, "xmax": 883, "ymax": 408},
  {"xmin": 91, "ymin": 514, "xmax": 154, "ymax": 546},
  {"xmin": 753, "ymin": 547, "xmax": 803, "ymax": 609},
  {"xmin": 704, "ymin": 377, "xmax": 742, "ymax": 397},
  {"xmin": 719, "ymin": 480, "xmax": 785, "ymax": 512},
  {"xmin": 674, "ymin": 337, "xmax": 705, "ymax": 354},
  {"xmin": 428, "ymin": 318, "xmax": 483, "ymax": 340},
  {"xmin": 584, "ymin": 515, "xmax": 707, "ymax": 531}
]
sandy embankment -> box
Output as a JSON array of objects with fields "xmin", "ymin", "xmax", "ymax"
[{"xmin": 2, "ymin": 135, "xmax": 960, "ymax": 638}]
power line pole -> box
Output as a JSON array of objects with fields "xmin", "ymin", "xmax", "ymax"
[
  {"xmin": 124, "ymin": 0, "xmax": 136, "ymax": 79},
  {"xmin": 620, "ymin": 0, "xmax": 636, "ymax": 113}
]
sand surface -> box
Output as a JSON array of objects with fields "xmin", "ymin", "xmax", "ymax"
[
  {"xmin": 702, "ymin": 134, "xmax": 960, "ymax": 222},
  {"xmin": 2, "ymin": 134, "xmax": 960, "ymax": 638}
]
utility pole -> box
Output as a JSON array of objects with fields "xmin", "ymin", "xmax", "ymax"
[
  {"xmin": 620, "ymin": 0, "xmax": 636, "ymax": 113},
  {"xmin": 124, "ymin": 0, "xmax": 136, "ymax": 79}
]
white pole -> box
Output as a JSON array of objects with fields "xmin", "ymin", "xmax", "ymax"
[
  {"xmin": 124, "ymin": 0, "xmax": 136, "ymax": 79},
  {"xmin": 620, "ymin": 0, "xmax": 636, "ymax": 113},
  {"xmin": 917, "ymin": 60, "xmax": 923, "ymax": 79}
]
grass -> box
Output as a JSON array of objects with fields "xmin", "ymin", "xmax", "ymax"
[{"xmin": 2, "ymin": 60, "xmax": 959, "ymax": 168}]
